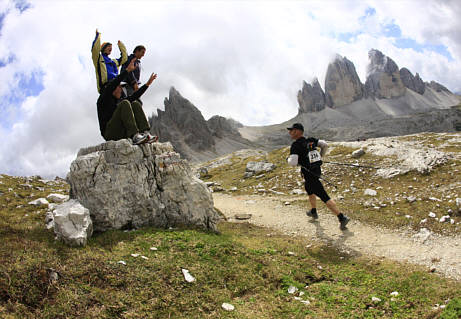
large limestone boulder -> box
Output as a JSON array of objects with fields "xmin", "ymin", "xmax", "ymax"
[
  {"xmin": 53, "ymin": 199, "xmax": 93, "ymax": 247},
  {"xmin": 67, "ymin": 140, "xmax": 220, "ymax": 232},
  {"xmin": 324, "ymin": 55, "xmax": 364, "ymax": 107},
  {"xmin": 364, "ymin": 49, "xmax": 406, "ymax": 99},
  {"xmin": 297, "ymin": 78, "xmax": 326, "ymax": 113},
  {"xmin": 399, "ymin": 68, "xmax": 425, "ymax": 94}
]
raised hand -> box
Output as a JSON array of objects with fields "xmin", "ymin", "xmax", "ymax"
[
  {"xmin": 146, "ymin": 73, "xmax": 157, "ymax": 86},
  {"xmin": 126, "ymin": 58, "xmax": 136, "ymax": 72}
]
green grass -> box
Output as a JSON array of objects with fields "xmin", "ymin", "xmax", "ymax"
[
  {"xmin": 0, "ymin": 174, "xmax": 460, "ymax": 318},
  {"xmin": 202, "ymin": 133, "xmax": 461, "ymax": 235}
]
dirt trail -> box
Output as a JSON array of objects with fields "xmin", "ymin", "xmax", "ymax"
[{"xmin": 213, "ymin": 193, "xmax": 461, "ymax": 281}]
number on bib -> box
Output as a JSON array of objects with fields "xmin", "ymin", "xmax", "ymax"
[{"xmin": 308, "ymin": 150, "xmax": 321, "ymax": 163}]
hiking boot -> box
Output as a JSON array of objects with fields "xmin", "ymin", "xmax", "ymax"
[
  {"xmin": 306, "ymin": 209, "xmax": 318, "ymax": 219},
  {"xmin": 339, "ymin": 215, "xmax": 350, "ymax": 230},
  {"xmin": 144, "ymin": 132, "xmax": 159, "ymax": 143},
  {"xmin": 132, "ymin": 133, "xmax": 148, "ymax": 145}
]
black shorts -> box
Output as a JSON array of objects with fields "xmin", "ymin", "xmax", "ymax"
[{"xmin": 304, "ymin": 178, "xmax": 331, "ymax": 203}]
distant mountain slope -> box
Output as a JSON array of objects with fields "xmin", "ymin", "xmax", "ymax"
[
  {"xmin": 150, "ymin": 49, "xmax": 460, "ymax": 161},
  {"xmin": 149, "ymin": 88, "xmax": 259, "ymax": 162}
]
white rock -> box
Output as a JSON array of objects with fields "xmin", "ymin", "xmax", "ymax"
[
  {"xmin": 182, "ymin": 269, "xmax": 196, "ymax": 283},
  {"xmin": 221, "ymin": 303, "xmax": 235, "ymax": 311},
  {"xmin": 390, "ymin": 291, "xmax": 399, "ymax": 296},
  {"xmin": 45, "ymin": 211, "xmax": 54, "ymax": 230},
  {"xmin": 67, "ymin": 140, "xmax": 220, "ymax": 232},
  {"xmin": 406, "ymin": 196, "xmax": 416, "ymax": 203},
  {"xmin": 456, "ymin": 198, "xmax": 461, "ymax": 210},
  {"xmin": 372, "ymin": 297, "xmax": 381, "ymax": 303},
  {"xmin": 405, "ymin": 215, "xmax": 412, "ymax": 219},
  {"xmin": 53, "ymin": 199, "xmax": 93, "ymax": 246},
  {"xmin": 118, "ymin": 261, "xmax": 126, "ymax": 265},
  {"xmin": 246, "ymin": 161, "xmax": 276, "ymax": 174},
  {"xmin": 300, "ymin": 300, "xmax": 311, "ymax": 305},
  {"xmin": 439, "ymin": 215, "xmax": 450, "ymax": 223},
  {"xmin": 288, "ymin": 251, "xmax": 296, "ymax": 256},
  {"xmin": 150, "ymin": 247, "xmax": 158, "ymax": 251},
  {"xmin": 288, "ymin": 286, "xmax": 298, "ymax": 294},
  {"xmin": 291, "ymin": 189, "xmax": 305, "ymax": 195},
  {"xmin": 428, "ymin": 212, "xmax": 436, "ymax": 218},
  {"xmin": 46, "ymin": 193, "xmax": 69, "ymax": 203},
  {"xmin": 229, "ymin": 187, "xmax": 238, "ymax": 192},
  {"xmin": 428, "ymin": 197, "xmax": 441, "ymax": 202},
  {"xmin": 141, "ymin": 256, "xmax": 149, "ymax": 260},
  {"xmin": 420, "ymin": 219, "xmax": 427, "ymax": 224},
  {"xmin": 364, "ymin": 189, "xmax": 377, "ymax": 196},
  {"xmin": 351, "ymin": 149, "xmax": 365, "ymax": 158},
  {"xmin": 413, "ymin": 228, "xmax": 432, "ymax": 243},
  {"xmin": 28, "ymin": 198, "xmax": 49, "ymax": 206},
  {"xmin": 131, "ymin": 253, "xmax": 140, "ymax": 258}
]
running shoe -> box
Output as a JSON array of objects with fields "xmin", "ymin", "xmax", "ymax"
[
  {"xmin": 339, "ymin": 215, "xmax": 350, "ymax": 230},
  {"xmin": 132, "ymin": 133, "xmax": 148, "ymax": 145},
  {"xmin": 306, "ymin": 209, "xmax": 318, "ymax": 219}
]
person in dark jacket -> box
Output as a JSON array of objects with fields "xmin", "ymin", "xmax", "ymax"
[
  {"xmin": 286, "ymin": 123, "xmax": 350, "ymax": 230},
  {"xmin": 121, "ymin": 45, "xmax": 146, "ymax": 96},
  {"xmin": 92, "ymin": 29, "xmax": 128, "ymax": 93},
  {"xmin": 97, "ymin": 58, "xmax": 158, "ymax": 145}
]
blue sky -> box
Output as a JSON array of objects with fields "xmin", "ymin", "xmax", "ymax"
[{"xmin": 0, "ymin": 0, "xmax": 460, "ymax": 177}]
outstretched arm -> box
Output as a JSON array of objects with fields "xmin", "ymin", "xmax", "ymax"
[
  {"xmin": 91, "ymin": 29, "xmax": 101, "ymax": 67},
  {"xmin": 127, "ymin": 73, "xmax": 157, "ymax": 102},
  {"xmin": 116, "ymin": 40, "xmax": 128, "ymax": 66}
]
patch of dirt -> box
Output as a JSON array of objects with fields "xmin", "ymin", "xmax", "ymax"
[{"xmin": 213, "ymin": 193, "xmax": 461, "ymax": 280}]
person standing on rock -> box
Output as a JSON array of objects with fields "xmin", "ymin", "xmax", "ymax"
[
  {"xmin": 286, "ymin": 123, "xmax": 350, "ymax": 230},
  {"xmin": 97, "ymin": 58, "xmax": 159, "ymax": 145},
  {"xmin": 121, "ymin": 45, "xmax": 146, "ymax": 96},
  {"xmin": 92, "ymin": 29, "xmax": 128, "ymax": 93}
]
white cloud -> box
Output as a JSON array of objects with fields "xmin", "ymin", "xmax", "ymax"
[{"xmin": 0, "ymin": 0, "xmax": 460, "ymax": 177}]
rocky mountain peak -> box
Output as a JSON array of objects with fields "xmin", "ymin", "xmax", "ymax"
[
  {"xmin": 324, "ymin": 55, "xmax": 364, "ymax": 108},
  {"xmin": 399, "ymin": 68, "xmax": 425, "ymax": 95},
  {"xmin": 426, "ymin": 81, "xmax": 451, "ymax": 93},
  {"xmin": 365, "ymin": 49, "xmax": 406, "ymax": 99},
  {"xmin": 297, "ymin": 78, "xmax": 326, "ymax": 113}
]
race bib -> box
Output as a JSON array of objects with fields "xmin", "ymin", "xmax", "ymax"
[{"xmin": 308, "ymin": 150, "xmax": 321, "ymax": 163}]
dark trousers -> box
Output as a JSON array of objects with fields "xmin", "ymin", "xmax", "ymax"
[{"xmin": 103, "ymin": 100, "xmax": 149, "ymax": 141}]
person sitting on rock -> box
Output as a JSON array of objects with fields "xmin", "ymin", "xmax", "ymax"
[
  {"xmin": 121, "ymin": 45, "xmax": 146, "ymax": 96},
  {"xmin": 97, "ymin": 58, "xmax": 159, "ymax": 145},
  {"xmin": 92, "ymin": 28, "xmax": 128, "ymax": 93}
]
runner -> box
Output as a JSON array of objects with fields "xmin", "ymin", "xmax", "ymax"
[{"xmin": 286, "ymin": 123, "xmax": 350, "ymax": 230}]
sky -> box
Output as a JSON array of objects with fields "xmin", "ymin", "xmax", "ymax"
[{"xmin": 0, "ymin": 0, "xmax": 460, "ymax": 178}]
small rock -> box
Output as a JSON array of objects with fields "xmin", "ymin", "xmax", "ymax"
[
  {"xmin": 141, "ymin": 256, "xmax": 149, "ymax": 260},
  {"xmin": 118, "ymin": 261, "xmax": 126, "ymax": 265},
  {"xmin": 150, "ymin": 247, "xmax": 158, "ymax": 251},
  {"xmin": 235, "ymin": 214, "xmax": 252, "ymax": 220},
  {"xmin": 364, "ymin": 189, "xmax": 377, "ymax": 196},
  {"xmin": 131, "ymin": 254, "xmax": 140, "ymax": 258},
  {"xmin": 351, "ymin": 149, "xmax": 365, "ymax": 158},
  {"xmin": 288, "ymin": 251, "xmax": 296, "ymax": 256},
  {"xmin": 221, "ymin": 303, "xmax": 235, "ymax": 311},
  {"xmin": 390, "ymin": 291, "xmax": 399, "ymax": 296},
  {"xmin": 372, "ymin": 297, "xmax": 381, "ymax": 303},
  {"xmin": 28, "ymin": 198, "xmax": 49, "ymax": 206},
  {"xmin": 300, "ymin": 300, "xmax": 311, "ymax": 305},
  {"xmin": 428, "ymin": 212, "xmax": 436, "ymax": 218},
  {"xmin": 181, "ymin": 268, "xmax": 196, "ymax": 283},
  {"xmin": 291, "ymin": 189, "xmax": 304, "ymax": 195},
  {"xmin": 46, "ymin": 193, "xmax": 69, "ymax": 203},
  {"xmin": 405, "ymin": 215, "xmax": 412, "ymax": 219},
  {"xmin": 288, "ymin": 286, "xmax": 298, "ymax": 294},
  {"xmin": 439, "ymin": 215, "xmax": 450, "ymax": 223},
  {"xmin": 406, "ymin": 196, "xmax": 416, "ymax": 203},
  {"xmin": 229, "ymin": 187, "xmax": 238, "ymax": 192},
  {"xmin": 284, "ymin": 201, "xmax": 291, "ymax": 206}
]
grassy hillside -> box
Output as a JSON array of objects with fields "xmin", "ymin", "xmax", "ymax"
[
  {"xmin": 1, "ymin": 175, "xmax": 460, "ymax": 318},
  {"xmin": 201, "ymin": 132, "xmax": 461, "ymax": 235}
]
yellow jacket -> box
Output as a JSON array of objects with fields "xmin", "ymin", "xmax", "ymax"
[{"xmin": 91, "ymin": 31, "xmax": 127, "ymax": 93}]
